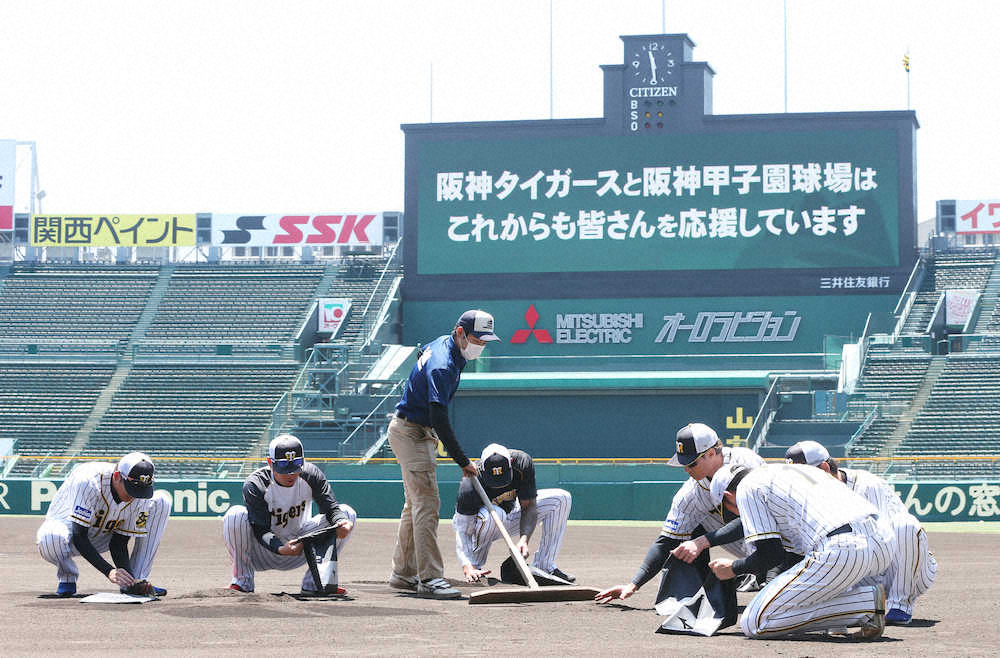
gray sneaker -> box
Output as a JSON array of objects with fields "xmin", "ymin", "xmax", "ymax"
[
  {"xmin": 416, "ymin": 577, "xmax": 461, "ymax": 599},
  {"xmin": 388, "ymin": 573, "xmax": 418, "ymax": 591}
]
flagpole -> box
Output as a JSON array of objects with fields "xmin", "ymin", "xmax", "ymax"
[{"xmin": 904, "ymin": 48, "xmax": 911, "ymax": 111}]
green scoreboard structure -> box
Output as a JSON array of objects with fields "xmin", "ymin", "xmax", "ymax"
[{"xmin": 400, "ymin": 34, "xmax": 918, "ymax": 458}]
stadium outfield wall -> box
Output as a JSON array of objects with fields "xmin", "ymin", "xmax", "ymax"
[{"xmin": 2, "ymin": 465, "xmax": 995, "ymax": 523}]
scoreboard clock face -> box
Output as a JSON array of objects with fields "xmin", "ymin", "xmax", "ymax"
[
  {"xmin": 630, "ymin": 40, "xmax": 676, "ymax": 86},
  {"xmin": 624, "ymin": 36, "xmax": 683, "ymax": 133}
]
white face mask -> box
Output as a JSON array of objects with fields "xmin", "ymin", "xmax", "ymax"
[{"xmin": 461, "ymin": 340, "xmax": 485, "ymax": 361}]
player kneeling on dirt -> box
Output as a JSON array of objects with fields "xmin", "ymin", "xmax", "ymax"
[
  {"xmin": 222, "ymin": 434, "xmax": 356, "ymax": 595},
  {"xmin": 36, "ymin": 452, "xmax": 171, "ymax": 597},
  {"xmin": 708, "ymin": 463, "xmax": 895, "ymax": 640},
  {"xmin": 453, "ymin": 444, "xmax": 574, "ymax": 584}
]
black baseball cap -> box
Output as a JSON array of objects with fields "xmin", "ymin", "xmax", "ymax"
[
  {"xmin": 479, "ymin": 443, "xmax": 513, "ymax": 488},
  {"xmin": 269, "ymin": 434, "xmax": 305, "ymax": 474},
  {"xmin": 117, "ymin": 452, "xmax": 156, "ymax": 499}
]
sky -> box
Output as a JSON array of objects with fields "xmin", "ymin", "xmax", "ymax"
[{"xmin": 2, "ymin": 0, "xmax": 998, "ymax": 224}]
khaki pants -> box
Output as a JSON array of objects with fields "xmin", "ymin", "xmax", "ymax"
[{"xmin": 388, "ymin": 415, "xmax": 444, "ymax": 581}]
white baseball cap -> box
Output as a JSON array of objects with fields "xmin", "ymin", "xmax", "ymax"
[
  {"xmin": 708, "ymin": 463, "xmax": 751, "ymax": 508},
  {"xmin": 784, "ymin": 440, "xmax": 830, "ymax": 466}
]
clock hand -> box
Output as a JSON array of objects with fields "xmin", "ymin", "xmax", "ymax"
[{"xmin": 648, "ymin": 50, "xmax": 657, "ymax": 85}]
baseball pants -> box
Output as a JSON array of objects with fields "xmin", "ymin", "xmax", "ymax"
[
  {"xmin": 882, "ymin": 514, "xmax": 937, "ymax": 615},
  {"xmin": 388, "ymin": 416, "xmax": 446, "ymax": 582},
  {"xmin": 740, "ymin": 515, "xmax": 896, "ymax": 638},
  {"xmin": 456, "ymin": 488, "xmax": 572, "ymax": 573},
  {"xmin": 222, "ymin": 504, "xmax": 357, "ymax": 592},
  {"xmin": 36, "ymin": 490, "xmax": 171, "ymax": 586}
]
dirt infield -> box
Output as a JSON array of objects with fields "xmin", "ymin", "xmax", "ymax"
[{"xmin": 1, "ymin": 516, "xmax": 996, "ymax": 656}]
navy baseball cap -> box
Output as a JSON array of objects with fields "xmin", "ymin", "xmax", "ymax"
[
  {"xmin": 479, "ymin": 443, "xmax": 513, "ymax": 488},
  {"xmin": 668, "ymin": 423, "xmax": 720, "ymax": 467},
  {"xmin": 456, "ymin": 309, "xmax": 501, "ymax": 342},
  {"xmin": 269, "ymin": 434, "xmax": 305, "ymax": 474},
  {"xmin": 117, "ymin": 452, "xmax": 155, "ymax": 499}
]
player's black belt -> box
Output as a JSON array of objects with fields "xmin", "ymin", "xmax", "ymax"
[
  {"xmin": 827, "ymin": 523, "xmax": 852, "ymax": 538},
  {"xmin": 827, "ymin": 514, "xmax": 877, "ymax": 538}
]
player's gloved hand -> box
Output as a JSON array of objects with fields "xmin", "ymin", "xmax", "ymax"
[
  {"xmin": 463, "ymin": 564, "xmax": 492, "ymax": 583},
  {"xmin": 709, "ymin": 558, "xmax": 735, "ymax": 580},
  {"xmin": 108, "ymin": 568, "xmax": 135, "ymax": 587},
  {"xmin": 671, "ymin": 535, "xmax": 709, "ymax": 564},
  {"xmin": 594, "ymin": 582, "xmax": 637, "ymax": 604},
  {"xmin": 334, "ymin": 520, "xmax": 353, "ymax": 539},
  {"xmin": 278, "ymin": 539, "xmax": 304, "ymax": 556},
  {"xmin": 461, "ymin": 463, "xmax": 478, "ymax": 478}
]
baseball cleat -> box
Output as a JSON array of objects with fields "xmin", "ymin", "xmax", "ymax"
[
  {"xmin": 56, "ymin": 582, "xmax": 77, "ymax": 597},
  {"xmin": 548, "ymin": 568, "xmax": 576, "ymax": 584},
  {"xmin": 416, "ymin": 577, "xmax": 461, "ymax": 599},
  {"xmin": 886, "ymin": 608, "xmax": 912, "ymax": 625},
  {"xmin": 228, "ymin": 583, "xmax": 252, "ymax": 593},
  {"xmin": 300, "ymin": 585, "xmax": 347, "ymax": 596},
  {"xmin": 388, "ymin": 573, "xmax": 419, "ymax": 591},
  {"xmin": 849, "ymin": 585, "xmax": 886, "ymax": 641}
]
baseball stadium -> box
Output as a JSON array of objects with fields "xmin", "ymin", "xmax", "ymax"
[{"xmin": 1, "ymin": 28, "xmax": 998, "ymax": 657}]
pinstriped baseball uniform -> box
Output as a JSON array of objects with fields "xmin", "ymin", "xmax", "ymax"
[
  {"xmin": 453, "ymin": 450, "xmax": 571, "ymax": 574},
  {"xmin": 36, "ymin": 462, "xmax": 171, "ymax": 585},
  {"xmin": 659, "ymin": 447, "xmax": 764, "ymax": 557},
  {"xmin": 735, "ymin": 464, "xmax": 895, "ymax": 637},
  {"xmin": 222, "ymin": 463, "xmax": 356, "ymax": 592},
  {"xmin": 840, "ymin": 467, "xmax": 937, "ymax": 616}
]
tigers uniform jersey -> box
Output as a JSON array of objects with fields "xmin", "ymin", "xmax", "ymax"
[
  {"xmin": 46, "ymin": 462, "xmax": 155, "ymax": 540},
  {"xmin": 736, "ymin": 463, "xmax": 879, "ymax": 555},
  {"xmin": 242, "ymin": 462, "xmax": 346, "ymax": 544},
  {"xmin": 659, "ymin": 447, "xmax": 765, "ymax": 543},
  {"xmin": 838, "ymin": 467, "xmax": 907, "ymax": 519}
]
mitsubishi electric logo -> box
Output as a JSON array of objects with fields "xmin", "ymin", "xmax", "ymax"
[
  {"xmin": 510, "ymin": 304, "xmax": 553, "ymax": 344},
  {"xmin": 511, "ymin": 304, "xmax": 641, "ymax": 345}
]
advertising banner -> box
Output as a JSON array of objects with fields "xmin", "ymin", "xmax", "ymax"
[
  {"xmin": 0, "ymin": 139, "xmax": 15, "ymax": 231},
  {"xmin": 29, "ymin": 214, "xmax": 197, "ymax": 246},
  {"xmin": 945, "ymin": 289, "xmax": 979, "ymax": 327},
  {"xmin": 2, "ymin": 477, "xmax": 997, "ymax": 523},
  {"xmin": 403, "ymin": 294, "xmax": 897, "ymax": 356},
  {"xmin": 416, "ymin": 128, "xmax": 900, "ymax": 275},
  {"xmin": 955, "ymin": 199, "xmax": 1000, "ymax": 234},
  {"xmin": 211, "ymin": 213, "xmax": 384, "ymax": 247},
  {"xmin": 318, "ymin": 297, "xmax": 352, "ymax": 335}
]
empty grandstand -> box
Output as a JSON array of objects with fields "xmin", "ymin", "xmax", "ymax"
[{"xmin": 0, "ymin": 249, "xmax": 404, "ymax": 479}]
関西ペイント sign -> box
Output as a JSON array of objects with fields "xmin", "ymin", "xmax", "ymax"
[{"xmin": 30, "ymin": 215, "xmax": 196, "ymax": 247}]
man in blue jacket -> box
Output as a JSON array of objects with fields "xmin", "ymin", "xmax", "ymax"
[{"xmin": 387, "ymin": 309, "xmax": 499, "ymax": 599}]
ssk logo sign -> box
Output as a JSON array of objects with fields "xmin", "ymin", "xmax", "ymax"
[{"xmin": 212, "ymin": 213, "xmax": 383, "ymax": 247}]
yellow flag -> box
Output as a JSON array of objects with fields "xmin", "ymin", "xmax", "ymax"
[{"xmin": 903, "ymin": 53, "xmax": 910, "ymax": 72}]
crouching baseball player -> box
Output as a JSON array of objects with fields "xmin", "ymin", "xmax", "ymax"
[
  {"xmin": 222, "ymin": 434, "xmax": 357, "ymax": 594},
  {"xmin": 453, "ymin": 444, "xmax": 575, "ymax": 584},
  {"xmin": 36, "ymin": 452, "xmax": 171, "ymax": 597},
  {"xmin": 785, "ymin": 441, "xmax": 937, "ymax": 625},
  {"xmin": 595, "ymin": 423, "xmax": 765, "ymax": 605},
  {"xmin": 708, "ymin": 463, "xmax": 896, "ymax": 640}
]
